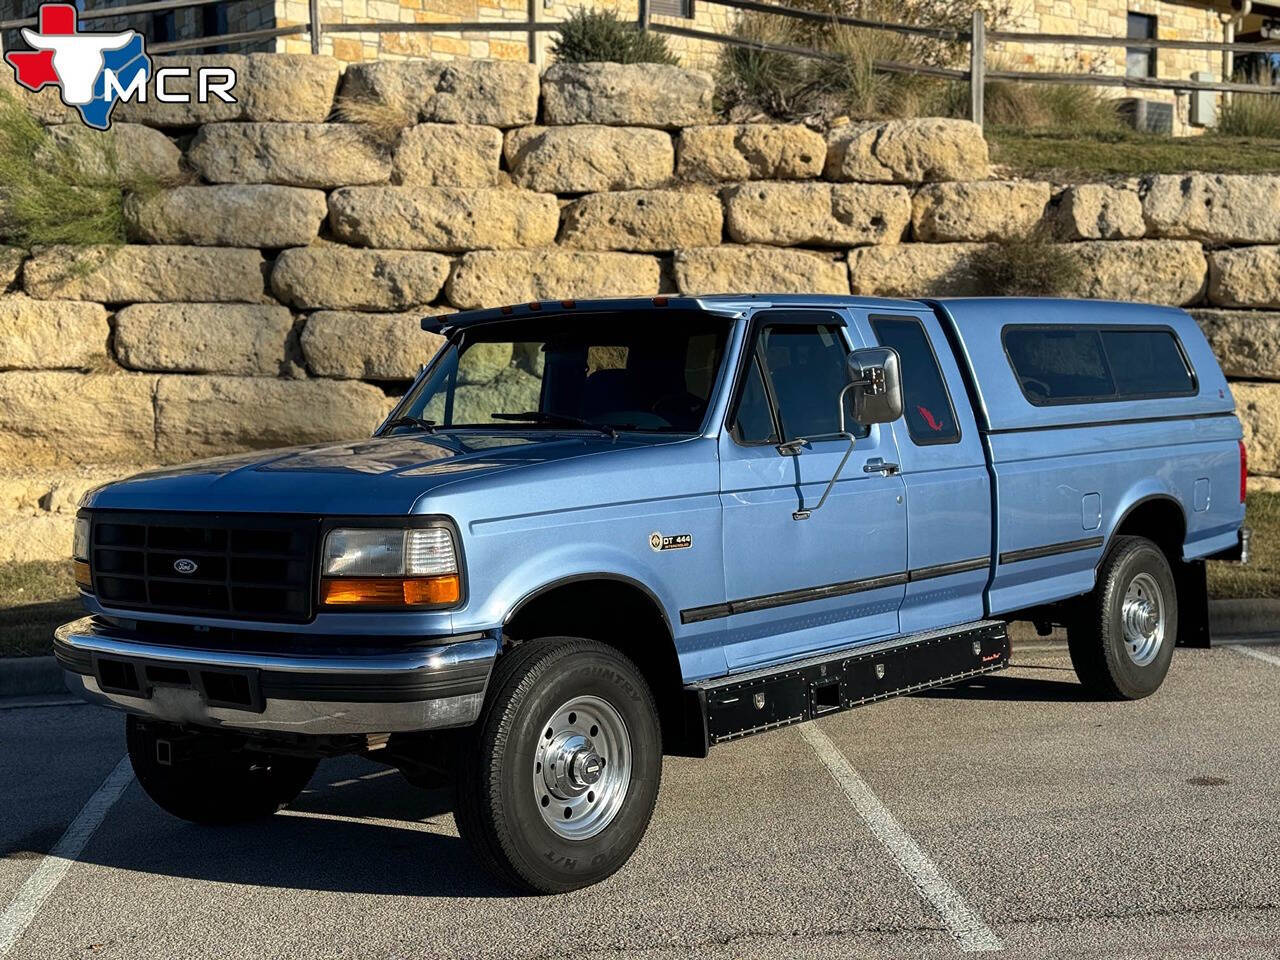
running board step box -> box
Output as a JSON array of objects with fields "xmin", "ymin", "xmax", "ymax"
[{"xmin": 682, "ymin": 620, "xmax": 1009, "ymax": 752}]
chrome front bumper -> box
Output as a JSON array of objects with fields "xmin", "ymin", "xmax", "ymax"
[{"xmin": 54, "ymin": 616, "xmax": 498, "ymax": 736}]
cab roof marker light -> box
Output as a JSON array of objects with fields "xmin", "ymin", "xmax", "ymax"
[
  {"xmin": 500, "ymin": 305, "xmax": 514, "ymax": 315},
  {"xmin": 561, "ymin": 300, "xmax": 577, "ymax": 309},
  {"xmin": 421, "ymin": 315, "xmax": 456, "ymax": 332},
  {"xmin": 653, "ymin": 296, "xmax": 669, "ymax": 307},
  {"xmin": 528, "ymin": 301, "xmax": 543, "ymax": 311}
]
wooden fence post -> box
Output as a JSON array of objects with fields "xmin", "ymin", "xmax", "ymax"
[
  {"xmin": 527, "ymin": 0, "xmax": 538, "ymax": 64},
  {"xmin": 308, "ymin": 0, "xmax": 321, "ymax": 54},
  {"xmin": 970, "ymin": 8, "xmax": 985, "ymax": 130},
  {"xmin": 639, "ymin": 0, "xmax": 651, "ymax": 34}
]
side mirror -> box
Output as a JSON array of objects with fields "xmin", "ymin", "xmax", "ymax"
[{"xmin": 845, "ymin": 346, "xmax": 903, "ymax": 426}]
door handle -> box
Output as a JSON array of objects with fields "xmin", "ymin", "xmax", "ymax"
[{"xmin": 863, "ymin": 457, "xmax": 899, "ymax": 476}]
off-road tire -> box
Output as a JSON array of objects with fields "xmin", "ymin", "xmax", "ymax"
[
  {"xmin": 1068, "ymin": 535, "xmax": 1178, "ymax": 700},
  {"xmin": 126, "ymin": 717, "xmax": 318, "ymax": 824},
  {"xmin": 454, "ymin": 638, "xmax": 662, "ymax": 894}
]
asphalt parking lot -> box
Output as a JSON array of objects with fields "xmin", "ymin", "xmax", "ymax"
[{"xmin": 2, "ymin": 637, "xmax": 1279, "ymax": 960}]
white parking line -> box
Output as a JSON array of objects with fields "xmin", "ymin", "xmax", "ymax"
[
  {"xmin": 0, "ymin": 756, "xmax": 133, "ymax": 959},
  {"xmin": 1229, "ymin": 644, "xmax": 1280, "ymax": 667},
  {"xmin": 799, "ymin": 724, "xmax": 1003, "ymax": 953}
]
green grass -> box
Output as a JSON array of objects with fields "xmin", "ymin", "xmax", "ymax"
[
  {"xmin": 0, "ymin": 561, "xmax": 80, "ymax": 658},
  {"xmin": 1207, "ymin": 492, "xmax": 1280, "ymax": 600},
  {"xmin": 990, "ymin": 127, "xmax": 1280, "ymax": 178}
]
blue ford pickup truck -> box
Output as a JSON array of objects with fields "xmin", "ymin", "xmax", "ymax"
[{"xmin": 56, "ymin": 295, "xmax": 1248, "ymax": 892}]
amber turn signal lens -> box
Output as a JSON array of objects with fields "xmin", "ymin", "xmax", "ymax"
[
  {"xmin": 320, "ymin": 574, "xmax": 460, "ymax": 607},
  {"xmin": 72, "ymin": 560, "xmax": 92, "ymax": 590}
]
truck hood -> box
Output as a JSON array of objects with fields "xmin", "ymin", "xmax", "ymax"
[{"xmin": 83, "ymin": 432, "xmax": 659, "ymax": 515}]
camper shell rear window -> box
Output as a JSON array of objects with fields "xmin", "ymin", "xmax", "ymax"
[{"xmin": 1001, "ymin": 324, "xmax": 1197, "ymax": 406}]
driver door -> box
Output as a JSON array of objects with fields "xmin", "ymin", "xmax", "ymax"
[{"xmin": 716, "ymin": 309, "xmax": 907, "ymax": 671}]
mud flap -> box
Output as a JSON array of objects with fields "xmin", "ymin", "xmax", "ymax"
[{"xmin": 1175, "ymin": 559, "xmax": 1210, "ymax": 648}]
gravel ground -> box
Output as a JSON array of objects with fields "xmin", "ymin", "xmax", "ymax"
[{"xmin": 2, "ymin": 637, "xmax": 1278, "ymax": 959}]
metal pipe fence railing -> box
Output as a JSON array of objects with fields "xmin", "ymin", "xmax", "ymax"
[{"xmin": 3, "ymin": 0, "xmax": 1277, "ymax": 129}]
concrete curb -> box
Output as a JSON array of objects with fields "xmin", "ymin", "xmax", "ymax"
[
  {"xmin": 0, "ymin": 599, "xmax": 1274, "ymax": 701},
  {"xmin": 1208, "ymin": 598, "xmax": 1280, "ymax": 637},
  {"xmin": 0, "ymin": 655, "xmax": 65, "ymax": 698}
]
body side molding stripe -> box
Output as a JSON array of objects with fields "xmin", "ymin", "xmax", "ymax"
[
  {"xmin": 907, "ymin": 556, "xmax": 990, "ymax": 581},
  {"xmin": 998, "ymin": 536, "xmax": 1104, "ymax": 565},
  {"xmin": 680, "ymin": 556, "xmax": 990, "ymax": 625}
]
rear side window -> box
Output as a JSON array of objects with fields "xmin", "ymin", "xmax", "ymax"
[
  {"xmin": 870, "ymin": 316, "xmax": 960, "ymax": 444},
  {"xmin": 1002, "ymin": 325, "xmax": 1195, "ymax": 405},
  {"xmin": 1100, "ymin": 329, "xmax": 1196, "ymax": 398}
]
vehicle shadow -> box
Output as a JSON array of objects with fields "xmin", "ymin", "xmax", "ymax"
[
  {"xmin": 917, "ymin": 664, "xmax": 1102, "ymax": 703},
  {"xmin": 78, "ymin": 761, "xmax": 519, "ymax": 898}
]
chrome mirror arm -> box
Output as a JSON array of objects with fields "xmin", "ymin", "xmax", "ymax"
[{"xmin": 793, "ymin": 383, "xmax": 860, "ymax": 521}]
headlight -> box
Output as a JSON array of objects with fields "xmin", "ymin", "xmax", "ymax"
[
  {"xmin": 72, "ymin": 515, "xmax": 92, "ymax": 590},
  {"xmin": 320, "ymin": 526, "xmax": 461, "ymax": 608}
]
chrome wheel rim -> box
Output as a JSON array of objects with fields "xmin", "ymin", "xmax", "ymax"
[
  {"xmin": 1121, "ymin": 572, "xmax": 1165, "ymax": 666},
  {"xmin": 532, "ymin": 695, "xmax": 631, "ymax": 841}
]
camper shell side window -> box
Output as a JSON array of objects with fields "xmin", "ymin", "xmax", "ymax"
[{"xmin": 1001, "ymin": 324, "xmax": 1198, "ymax": 407}]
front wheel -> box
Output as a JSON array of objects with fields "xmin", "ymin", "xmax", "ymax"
[
  {"xmin": 126, "ymin": 717, "xmax": 318, "ymax": 824},
  {"xmin": 454, "ymin": 638, "xmax": 662, "ymax": 893},
  {"xmin": 1068, "ymin": 535, "xmax": 1178, "ymax": 700}
]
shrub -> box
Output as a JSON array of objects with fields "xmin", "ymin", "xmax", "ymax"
[
  {"xmin": 0, "ymin": 89, "xmax": 161, "ymax": 249},
  {"xmin": 551, "ymin": 9, "xmax": 678, "ymax": 66},
  {"xmin": 968, "ymin": 234, "xmax": 1084, "ymax": 296},
  {"xmin": 1218, "ymin": 70, "xmax": 1280, "ymax": 138}
]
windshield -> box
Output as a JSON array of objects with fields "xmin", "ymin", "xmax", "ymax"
[{"xmin": 389, "ymin": 312, "xmax": 732, "ymax": 435}]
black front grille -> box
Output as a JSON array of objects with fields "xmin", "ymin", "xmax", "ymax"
[{"xmin": 90, "ymin": 512, "xmax": 319, "ymax": 622}]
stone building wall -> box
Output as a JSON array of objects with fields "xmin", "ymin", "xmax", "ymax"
[
  {"xmin": 993, "ymin": 0, "xmax": 1231, "ymax": 136},
  {"xmin": 0, "ymin": 0, "xmax": 279, "ymax": 54},
  {"xmin": 272, "ymin": 0, "xmax": 735, "ymax": 67},
  {"xmin": 2, "ymin": 57, "xmax": 1279, "ymax": 561}
]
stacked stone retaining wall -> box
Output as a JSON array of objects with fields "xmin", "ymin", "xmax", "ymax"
[{"xmin": 2, "ymin": 57, "xmax": 1278, "ymax": 561}]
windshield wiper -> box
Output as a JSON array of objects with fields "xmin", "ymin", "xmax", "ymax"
[
  {"xmin": 491, "ymin": 411, "xmax": 619, "ymax": 440},
  {"xmin": 381, "ymin": 416, "xmax": 438, "ymax": 434}
]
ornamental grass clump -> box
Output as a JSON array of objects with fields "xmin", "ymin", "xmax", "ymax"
[
  {"xmin": 968, "ymin": 233, "xmax": 1085, "ymax": 296},
  {"xmin": 1218, "ymin": 69, "xmax": 1280, "ymax": 138},
  {"xmin": 716, "ymin": 0, "xmax": 1009, "ymax": 122},
  {"xmin": 0, "ymin": 88, "xmax": 161, "ymax": 249}
]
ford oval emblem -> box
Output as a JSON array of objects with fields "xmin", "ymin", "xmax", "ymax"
[{"xmin": 173, "ymin": 558, "xmax": 199, "ymax": 575}]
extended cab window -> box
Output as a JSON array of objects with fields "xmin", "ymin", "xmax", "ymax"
[
  {"xmin": 399, "ymin": 313, "xmax": 731, "ymax": 434},
  {"xmin": 870, "ymin": 316, "xmax": 959, "ymax": 444},
  {"xmin": 1003, "ymin": 325, "xmax": 1195, "ymax": 405}
]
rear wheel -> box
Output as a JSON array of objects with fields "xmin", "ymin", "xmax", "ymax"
[
  {"xmin": 454, "ymin": 638, "xmax": 662, "ymax": 893},
  {"xmin": 126, "ymin": 717, "xmax": 318, "ymax": 824},
  {"xmin": 1068, "ymin": 536, "xmax": 1178, "ymax": 700}
]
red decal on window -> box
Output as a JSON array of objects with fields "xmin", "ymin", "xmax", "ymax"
[{"xmin": 917, "ymin": 404, "xmax": 943, "ymax": 432}]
